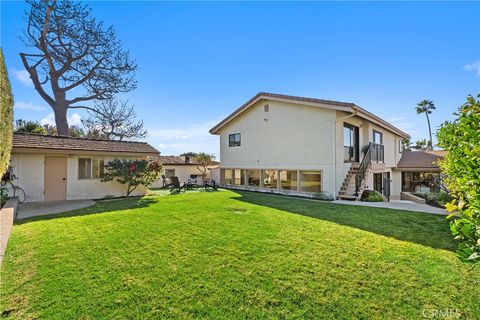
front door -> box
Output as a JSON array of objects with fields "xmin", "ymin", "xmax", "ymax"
[{"xmin": 44, "ymin": 156, "xmax": 67, "ymax": 201}]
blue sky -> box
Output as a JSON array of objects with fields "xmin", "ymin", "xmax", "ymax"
[{"xmin": 1, "ymin": 1, "xmax": 479, "ymax": 158}]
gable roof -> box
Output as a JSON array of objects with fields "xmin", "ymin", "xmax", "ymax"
[
  {"xmin": 396, "ymin": 150, "xmax": 447, "ymax": 171},
  {"xmin": 12, "ymin": 132, "xmax": 159, "ymax": 155},
  {"xmin": 209, "ymin": 92, "xmax": 410, "ymax": 138},
  {"xmin": 149, "ymin": 155, "xmax": 220, "ymax": 166}
]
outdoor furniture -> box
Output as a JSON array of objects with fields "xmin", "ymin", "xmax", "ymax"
[
  {"xmin": 169, "ymin": 176, "xmax": 187, "ymax": 193},
  {"xmin": 162, "ymin": 175, "xmax": 173, "ymax": 188},
  {"xmin": 204, "ymin": 179, "xmax": 218, "ymax": 190}
]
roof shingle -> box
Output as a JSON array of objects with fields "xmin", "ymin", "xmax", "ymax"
[{"xmin": 12, "ymin": 132, "xmax": 159, "ymax": 155}]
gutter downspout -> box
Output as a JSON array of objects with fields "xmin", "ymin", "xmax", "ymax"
[{"xmin": 333, "ymin": 110, "xmax": 358, "ymax": 197}]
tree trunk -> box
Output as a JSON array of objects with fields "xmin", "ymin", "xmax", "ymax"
[
  {"xmin": 54, "ymin": 105, "xmax": 70, "ymax": 136},
  {"xmin": 426, "ymin": 113, "xmax": 433, "ymax": 150}
]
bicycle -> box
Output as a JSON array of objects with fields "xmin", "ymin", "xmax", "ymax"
[{"xmin": 1, "ymin": 172, "xmax": 27, "ymax": 204}]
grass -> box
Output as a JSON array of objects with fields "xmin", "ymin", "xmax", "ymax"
[{"xmin": 1, "ymin": 190, "xmax": 478, "ymax": 319}]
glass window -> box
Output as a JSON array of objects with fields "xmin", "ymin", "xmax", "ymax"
[
  {"xmin": 246, "ymin": 169, "xmax": 260, "ymax": 187},
  {"xmin": 78, "ymin": 158, "xmax": 104, "ymax": 179},
  {"xmin": 262, "ymin": 170, "xmax": 278, "ymax": 189},
  {"xmin": 299, "ymin": 171, "xmax": 322, "ymax": 193},
  {"xmin": 229, "ymin": 133, "xmax": 241, "ymax": 147},
  {"xmin": 78, "ymin": 158, "xmax": 91, "ymax": 179},
  {"xmin": 279, "ymin": 170, "xmax": 298, "ymax": 190},
  {"xmin": 373, "ymin": 130, "xmax": 383, "ymax": 144},
  {"xmin": 234, "ymin": 169, "xmax": 245, "ymax": 186},
  {"xmin": 223, "ymin": 169, "xmax": 233, "ymax": 185},
  {"xmin": 264, "ymin": 104, "xmax": 269, "ymax": 112}
]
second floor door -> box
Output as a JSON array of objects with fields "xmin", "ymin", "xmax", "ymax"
[{"xmin": 344, "ymin": 123, "xmax": 359, "ymax": 162}]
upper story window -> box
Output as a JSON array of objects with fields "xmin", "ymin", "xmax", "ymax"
[
  {"xmin": 373, "ymin": 130, "xmax": 383, "ymax": 144},
  {"xmin": 78, "ymin": 158, "xmax": 104, "ymax": 179},
  {"xmin": 229, "ymin": 133, "xmax": 241, "ymax": 147},
  {"xmin": 264, "ymin": 104, "xmax": 269, "ymax": 112}
]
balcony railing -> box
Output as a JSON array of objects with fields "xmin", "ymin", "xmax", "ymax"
[
  {"xmin": 370, "ymin": 142, "xmax": 384, "ymax": 163},
  {"xmin": 355, "ymin": 142, "xmax": 384, "ymax": 195}
]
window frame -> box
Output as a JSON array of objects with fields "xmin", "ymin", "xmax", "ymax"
[
  {"xmin": 228, "ymin": 133, "xmax": 241, "ymax": 147},
  {"xmin": 373, "ymin": 130, "xmax": 383, "ymax": 145},
  {"xmin": 78, "ymin": 157, "xmax": 104, "ymax": 180}
]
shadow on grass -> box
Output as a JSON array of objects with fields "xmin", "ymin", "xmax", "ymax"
[
  {"xmin": 15, "ymin": 197, "xmax": 159, "ymax": 225},
  {"xmin": 231, "ymin": 190, "xmax": 456, "ymax": 251}
]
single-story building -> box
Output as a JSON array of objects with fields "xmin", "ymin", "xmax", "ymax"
[
  {"xmin": 6, "ymin": 132, "xmax": 159, "ymax": 202},
  {"xmin": 149, "ymin": 155, "xmax": 219, "ymax": 188},
  {"xmin": 393, "ymin": 150, "xmax": 446, "ymax": 194}
]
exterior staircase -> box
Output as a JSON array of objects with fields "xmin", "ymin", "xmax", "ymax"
[{"xmin": 337, "ymin": 164, "xmax": 363, "ymax": 201}]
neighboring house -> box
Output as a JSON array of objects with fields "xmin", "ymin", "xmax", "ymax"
[
  {"xmin": 394, "ymin": 150, "xmax": 446, "ymax": 195},
  {"xmin": 7, "ymin": 132, "xmax": 159, "ymax": 202},
  {"xmin": 210, "ymin": 92, "xmax": 416, "ymax": 200},
  {"xmin": 149, "ymin": 155, "xmax": 219, "ymax": 188}
]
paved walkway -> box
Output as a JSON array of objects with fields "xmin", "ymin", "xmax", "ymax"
[
  {"xmin": 332, "ymin": 199, "xmax": 448, "ymax": 215},
  {"xmin": 17, "ymin": 200, "xmax": 96, "ymax": 220}
]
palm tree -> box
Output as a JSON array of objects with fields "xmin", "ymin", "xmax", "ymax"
[{"xmin": 415, "ymin": 99, "xmax": 436, "ymax": 150}]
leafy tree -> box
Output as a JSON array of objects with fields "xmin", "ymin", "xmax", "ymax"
[
  {"xmin": 0, "ymin": 48, "xmax": 14, "ymax": 178},
  {"xmin": 15, "ymin": 119, "xmax": 85, "ymax": 137},
  {"xmin": 415, "ymin": 99, "xmax": 436, "ymax": 150},
  {"xmin": 401, "ymin": 138, "xmax": 413, "ymax": 151},
  {"xmin": 102, "ymin": 159, "xmax": 162, "ymax": 197},
  {"xmin": 437, "ymin": 94, "xmax": 480, "ymax": 265},
  {"xmin": 68, "ymin": 125, "xmax": 85, "ymax": 137},
  {"xmin": 193, "ymin": 153, "xmax": 216, "ymax": 182},
  {"xmin": 15, "ymin": 119, "xmax": 50, "ymax": 135},
  {"xmin": 82, "ymin": 99, "xmax": 146, "ymax": 140},
  {"xmin": 20, "ymin": 0, "xmax": 137, "ymax": 136},
  {"xmin": 412, "ymin": 138, "xmax": 429, "ymax": 150},
  {"xmin": 180, "ymin": 152, "xmax": 198, "ymax": 158}
]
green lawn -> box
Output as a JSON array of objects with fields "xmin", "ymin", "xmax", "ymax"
[{"xmin": 1, "ymin": 190, "xmax": 478, "ymax": 319}]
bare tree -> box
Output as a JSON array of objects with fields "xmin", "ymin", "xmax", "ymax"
[
  {"xmin": 82, "ymin": 99, "xmax": 147, "ymax": 140},
  {"xmin": 194, "ymin": 153, "xmax": 216, "ymax": 182},
  {"xmin": 20, "ymin": 0, "xmax": 137, "ymax": 136}
]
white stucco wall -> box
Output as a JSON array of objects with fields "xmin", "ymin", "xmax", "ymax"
[
  {"xmin": 149, "ymin": 164, "xmax": 213, "ymax": 188},
  {"xmin": 218, "ymin": 99, "xmax": 337, "ymax": 194},
  {"xmin": 216, "ymin": 99, "xmax": 406, "ymax": 197},
  {"xmin": 9, "ymin": 153, "xmax": 45, "ymax": 202},
  {"xmin": 67, "ymin": 155, "xmax": 146, "ymax": 200},
  {"xmin": 8, "ymin": 152, "xmax": 149, "ymax": 202}
]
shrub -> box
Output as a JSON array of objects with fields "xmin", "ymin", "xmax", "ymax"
[
  {"xmin": 437, "ymin": 94, "xmax": 480, "ymax": 264},
  {"xmin": 363, "ymin": 190, "xmax": 383, "ymax": 202},
  {"xmin": 102, "ymin": 159, "xmax": 163, "ymax": 197},
  {"xmin": 312, "ymin": 191, "xmax": 334, "ymax": 201},
  {"xmin": 413, "ymin": 191, "xmax": 452, "ymax": 208},
  {"xmin": 0, "ymin": 188, "xmax": 8, "ymax": 208},
  {"xmin": 0, "ymin": 49, "xmax": 14, "ymax": 178}
]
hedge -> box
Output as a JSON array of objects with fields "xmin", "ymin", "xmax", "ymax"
[{"xmin": 0, "ymin": 48, "xmax": 14, "ymax": 178}]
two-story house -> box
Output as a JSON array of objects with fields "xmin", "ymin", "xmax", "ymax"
[{"xmin": 209, "ymin": 92, "xmax": 411, "ymax": 200}]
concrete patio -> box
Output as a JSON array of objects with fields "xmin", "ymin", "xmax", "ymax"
[
  {"xmin": 17, "ymin": 200, "xmax": 96, "ymax": 220},
  {"xmin": 332, "ymin": 199, "xmax": 448, "ymax": 215}
]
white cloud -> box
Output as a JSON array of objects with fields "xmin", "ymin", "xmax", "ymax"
[
  {"xmin": 148, "ymin": 120, "xmax": 220, "ymax": 158},
  {"xmin": 386, "ymin": 116, "xmax": 416, "ymax": 136},
  {"xmin": 11, "ymin": 69, "xmax": 33, "ymax": 87},
  {"xmin": 40, "ymin": 112, "xmax": 83, "ymax": 126},
  {"xmin": 463, "ymin": 60, "xmax": 480, "ymax": 77},
  {"xmin": 14, "ymin": 101, "xmax": 47, "ymax": 112}
]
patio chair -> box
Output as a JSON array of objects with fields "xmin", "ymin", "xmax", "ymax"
[
  {"xmin": 204, "ymin": 179, "xmax": 218, "ymax": 191},
  {"xmin": 170, "ymin": 176, "xmax": 187, "ymax": 193}
]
